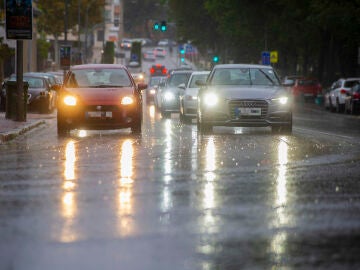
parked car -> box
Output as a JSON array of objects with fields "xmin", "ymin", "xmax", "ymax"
[
  {"xmin": 179, "ymin": 71, "xmax": 210, "ymax": 123},
  {"xmin": 154, "ymin": 47, "xmax": 167, "ymax": 58},
  {"xmin": 289, "ymin": 77, "xmax": 322, "ymax": 101},
  {"xmin": 56, "ymin": 64, "xmax": 147, "ymax": 135},
  {"xmin": 5, "ymin": 75, "xmax": 57, "ymax": 113},
  {"xmin": 155, "ymin": 70, "xmax": 192, "ymax": 118},
  {"xmin": 146, "ymin": 76, "xmax": 167, "ymax": 104},
  {"xmin": 328, "ymin": 78, "xmax": 360, "ymax": 112},
  {"xmin": 344, "ymin": 82, "xmax": 360, "ymax": 114},
  {"xmin": 197, "ymin": 64, "xmax": 293, "ymax": 134}
]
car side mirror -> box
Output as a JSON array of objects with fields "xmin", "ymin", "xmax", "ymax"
[
  {"xmin": 178, "ymin": 83, "xmax": 186, "ymax": 90},
  {"xmin": 137, "ymin": 83, "xmax": 147, "ymax": 91}
]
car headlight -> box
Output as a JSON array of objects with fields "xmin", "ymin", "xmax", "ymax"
[
  {"xmin": 204, "ymin": 93, "xmax": 218, "ymax": 106},
  {"xmin": 64, "ymin": 95, "xmax": 77, "ymax": 106},
  {"xmin": 164, "ymin": 92, "xmax": 175, "ymax": 101},
  {"xmin": 150, "ymin": 89, "xmax": 156, "ymax": 95},
  {"xmin": 272, "ymin": 96, "xmax": 288, "ymax": 105},
  {"xmin": 121, "ymin": 96, "xmax": 134, "ymax": 105}
]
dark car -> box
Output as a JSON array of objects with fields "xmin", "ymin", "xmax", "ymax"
[
  {"xmin": 344, "ymin": 82, "xmax": 360, "ymax": 114},
  {"xmin": 57, "ymin": 64, "xmax": 147, "ymax": 135},
  {"xmin": 4, "ymin": 75, "xmax": 57, "ymax": 113},
  {"xmin": 197, "ymin": 64, "xmax": 293, "ymax": 134},
  {"xmin": 155, "ymin": 70, "xmax": 192, "ymax": 118}
]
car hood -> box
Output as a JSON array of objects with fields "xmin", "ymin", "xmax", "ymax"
[
  {"xmin": 204, "ymin": 85, "xmax": 288, "ymax": 100},
  {"xmin": 64, "ymin": 87, "xmax": 135, "ymax": 105},
  {"xmin": 163, "ymin": 87, "xmax": 180, "ymax": 94}
]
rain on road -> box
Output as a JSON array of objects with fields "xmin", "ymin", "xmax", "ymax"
[{"xmin": 1, "ymin": 100, "xmax": 360, "ymax": 269}]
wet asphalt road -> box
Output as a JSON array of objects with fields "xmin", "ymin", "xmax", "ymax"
[{"xmin": 0, "ymin": 99, "xmax": 360, "ymax": 270}]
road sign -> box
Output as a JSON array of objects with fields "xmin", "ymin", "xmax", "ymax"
[
  {"xmin": 261, "ymin": 51, "xmax": 270, "ymax": 65},
  {"xmin": 5, "ymin": 0, "xmax": 33, "ymax": 39},
  {"xmin": 270, "ymin": 51, "xmax": 278, "ymax": 64}
]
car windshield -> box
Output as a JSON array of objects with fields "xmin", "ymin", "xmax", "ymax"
[
  {"xmin": 344, "ymin": 80, "xmax": 360, "ymax": 88},
  {"xmin": 26, "ymin": 77, "xmax": 45, "ymax": 88},
  {"xmin": 168, "ymin": 73, "xmax": 191, "ymax": 87},
  {"xmin": 210, "ymin": 68, "xmax": 280, "ymax": 86},
  {"xmin": 298, "ymin": 79, "xmax": 318, "ymax": 86},
  {"xmin": 66, "ymin": 68, "xmax": 132, "ymax": 88},
  {"xmin": 189, "ymin": 74, "xmax": 209, "ymax": 88}
]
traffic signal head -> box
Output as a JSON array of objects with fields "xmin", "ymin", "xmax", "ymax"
[
  {"xmin": 153, "ymin": 22, "xmax": 159, "ymax": 31},
  {"xmin": 213, "ymin": 55, "xmax": 219, "ymax": 63},
  {"xmin": 160, "ymin": 21, "xmax": 167, "ymax": 32}
]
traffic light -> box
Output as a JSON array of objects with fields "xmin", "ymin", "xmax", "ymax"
[
  {"xmin": 153, "ymin": 22, "xmax": 159, "ymax": 31},
  {"xmin": 213, "ymin": 55, "xmax": 219, "ymax": 63},
  {"xmin": 160, "ymin": 21, "xmax": 167, "ymax": 32}
]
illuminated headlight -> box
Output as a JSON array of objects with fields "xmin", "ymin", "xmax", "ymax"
[
  {"xmin": 121, "ymin": 96, "xmax": 134, "ymax": 105},
  {"xmin": 150, "ymin": 89, "xmax": 156, "ymax": 95},
  {"xmin": 164, "ymin": 92, "xmax": 175, "ymax": 101},
  {"xmin": 272, "ymin": 96, "xmax": 288, "ymax": 105},
  {"xmin": 204, "ymin": 93, "xmax": 218, "ymax": 106},
  {"xmin": 64, "ymin": 95, "xmax": 77, "ymax": 106},
  {"xmin": 139, "ymin": 74, "xmax": 144, "ymax": 80}
]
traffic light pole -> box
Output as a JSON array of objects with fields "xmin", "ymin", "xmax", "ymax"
[{"xmin": 16, "ymin": 40, "xmax": 25, "ymax": 122}]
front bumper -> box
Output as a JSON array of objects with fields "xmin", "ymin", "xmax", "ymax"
[
  {"xmin": 200, "ymin": 99, "xmax": 292, "ymax": 127},
  {"xmin": 58, "ymin": 104, "xmax": 141, "ymax": 130}
]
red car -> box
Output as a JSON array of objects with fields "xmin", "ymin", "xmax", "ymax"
[
  {"xmin": 57, "ymin": 64, "xmax": 147, "ymax": 135},
  {"xmin": 290, "ymin": 77, "xmax": 322, "ymax": 101}
]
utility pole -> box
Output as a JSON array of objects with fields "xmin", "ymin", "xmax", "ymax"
[{"xmin": 16, "ymin": 40, "xmax": 25, "ymax": 121}]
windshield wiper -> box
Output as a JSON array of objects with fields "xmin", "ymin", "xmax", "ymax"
[{"xmin": 259, "ymin": 70, "xmax": 276, "ymax": 85}]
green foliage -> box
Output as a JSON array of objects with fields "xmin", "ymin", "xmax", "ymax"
[
  {"xmin": 0, "ymin": 38, "xmax": 14, "ymax": 60},
  {"xmin": 37, "ymin": 38, "xmax": 51, "ymax": 60},
  {"xmin": 103, "ymin": 41, "xmax": 114, "ymax": 64},
  {"xmin": 169, "ymin": 0, "xmax": 360, "ymax": 83}
]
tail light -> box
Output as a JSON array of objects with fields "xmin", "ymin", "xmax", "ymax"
[
  {"xmin": 340, "ymin": 89, "xmax": 348, "ymax": 94},
  {"xmin": 353, "ymin": 92, "xmax": 360, "ymax": 99}
]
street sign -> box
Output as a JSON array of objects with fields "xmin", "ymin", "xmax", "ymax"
[
  {"xmin": 5, "ymin": 0, "xmax": 33, "ymax": 39},
  {"xmin": 60, "ymin": 46, "xmax": 71, "ymax": 69},
  {"xmin": 261, "ymin": 51, "xmax": 270, "ymax": 65},
  {"xmin": 270, "ymin": 51, "xmax": 278, "ymax": 64}
]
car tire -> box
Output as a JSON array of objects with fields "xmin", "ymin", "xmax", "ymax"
[
  {"xmin": 329, "ymin": 97, "xmax": 335, "ymax": 112},
  {"xmin": 57, "ymin": 116, "xmax": 70, "ymax": 136},
  {"xmin": 131, "ymin": 120, "xmax": 142, "ymax": 134},
  {"xmin": 335, "ymin": 99, "xmax": 344, "ymax": 113}
]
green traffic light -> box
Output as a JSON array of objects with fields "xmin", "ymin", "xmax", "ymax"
[
  {"xmin": 154, "ymin": 22, "xmax": 159, "ymax": 31},
  {"xmin": 213, "ymin": 56, "xmax": 219, "ymax": 62},
  {"xmin": 160, "ymin": 21, "xmax": 167, "ymax": 32}
]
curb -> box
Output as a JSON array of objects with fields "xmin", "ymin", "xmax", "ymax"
[{"xmin": 0, "ymin": 120, "xmax": 46, "ymax": 143}]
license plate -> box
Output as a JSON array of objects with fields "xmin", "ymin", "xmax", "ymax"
[
  {"xmin": 87, "ymin": 111, "xmax": 113, "ymax": 118},
  {"xmin": 235, "ymin": 107, "xmax": 261, "ymax": 116}
]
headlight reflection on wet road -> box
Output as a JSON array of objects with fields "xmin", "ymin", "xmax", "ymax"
[
  {"xmin": 271, "ymin": 137, "xmax": 290, "ymax": 260},
  {"xmin": 117, "ymin": 139, "xmax": 136, "ymax": 237},
  {"xmin": 60, "ymin": 140, "xmax": 79, "ymax": 243}
]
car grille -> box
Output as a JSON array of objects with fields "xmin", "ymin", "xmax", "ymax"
[{"xmin": 229, "ymin": 100, "xmax": 268, "ymax": 119}]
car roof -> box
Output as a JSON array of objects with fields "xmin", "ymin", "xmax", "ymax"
[
  {"xmin": 170, "ymin": 70, "xmax": 193, "ymax": 74},
  {"xmin": 71, "ymin": 64, "xmax": 127, "ymax": 70},
  {"xmin": 213, "ymin": 64, "xmax": 274, "ymax": 69},
  {"xmin": 190, "ymin": 71, "xmax": 210, "ymax": 75}
]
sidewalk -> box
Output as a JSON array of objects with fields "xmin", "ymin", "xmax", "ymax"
[{"xmin": 0, "ymin": 112, "xmax": 52, "ymax": 143}]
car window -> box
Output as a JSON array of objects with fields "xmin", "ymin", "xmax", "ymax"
[
  {"xmin": 210, "ymin": 68, "xmax": 279, "ymax": 86},
  {"xmin": 189, "ymin": 74, "xmax": 209, "ymax": 88},
  {"xmin": 26, "ymin": 77, "xmax": 45, "ymax": 88},
  {"xmin": 298, "ymin": 79, "xmax": 318, "ymax": 86},
  {"xmin": 66, "ymin": 68, "xmax": 132, "ymax": 88},
  {"xmin": 344, "ymin": 80, "xmax": 360, "ymax": 88},
  {"xmin": 168, "ymin": 73, "xmax": 191, "ymax": 87}
]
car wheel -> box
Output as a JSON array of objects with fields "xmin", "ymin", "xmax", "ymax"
[
  {"xmin": 131, "ymin": 120, "xmax": 142, "ymax": 134},
  {"xmin": 57, "ymin": 116, "xmax": 70, "ymax": 136},
  {"xmin": 335, "ymin": 99, "xmax": 344, "ymax": 113}
]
